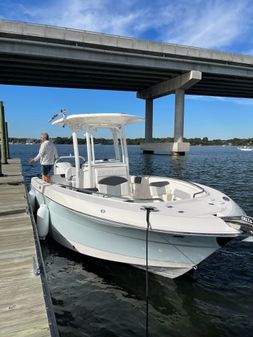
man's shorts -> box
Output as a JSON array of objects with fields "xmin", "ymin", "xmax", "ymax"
[{"xmin": 42, "ymin": 165, "xmax": 53, "ymax": 176}]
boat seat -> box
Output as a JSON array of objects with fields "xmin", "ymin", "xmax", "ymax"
[
  {"xmin": 149, "ymin": 181, "xmax": 172, "ymax": 201},
  {"xmin": 98, "ymin": 176, "xmax": 130, "ymax": 197},
  {"xmin": 54, "ymin": 161, "xmax": 72, "ymax": 175}
]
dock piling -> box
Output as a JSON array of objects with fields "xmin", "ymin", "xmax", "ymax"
[
  {"xmin": 0, "ymin": 101, "xmax": 8, "ymax": 164},
  {"xmin": 5, "ymin": 121, "xmax": 10, "ymax": 159},
  {"xmin": 0, "ymin": 158, "xmax": 2, "ymax": 176}
]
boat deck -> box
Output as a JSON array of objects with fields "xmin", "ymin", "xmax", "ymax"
[{"xmin": 0, "ymin": 159, "xmax": 51, "ymax": 337}]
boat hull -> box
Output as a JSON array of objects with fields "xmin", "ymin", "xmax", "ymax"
[{"xmin": 32, "ymin": 186, "xmax": 225, "ymax": 279}]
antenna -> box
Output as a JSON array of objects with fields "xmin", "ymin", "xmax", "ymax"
[{"xmin": 48, "ymin": 109, "xmax": 67, "ymax": 123}]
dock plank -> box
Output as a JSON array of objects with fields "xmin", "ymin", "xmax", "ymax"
[{"xmin": 0, "ymin": 159, "xmax": 51, "ymax": 337}]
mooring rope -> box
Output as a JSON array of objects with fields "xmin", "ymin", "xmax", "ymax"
[{"xmin": 141, "ymin": 206, "xmax": 158, "ymax": 337}]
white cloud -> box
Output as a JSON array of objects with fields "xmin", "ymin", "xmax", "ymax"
[
  {"xmin": 11, "ymin": 0, "xmax": 145, "ymax": 36},
  {"xmin": 161, "ymin": 0, "xmax": 252, "ymax": 49},
  {"xmin": 187, "ymin": 95, "xmax": 253, "ymax": 105}
]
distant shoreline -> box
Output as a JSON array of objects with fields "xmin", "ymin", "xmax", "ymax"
[{"xmin": 9, "ymin": 136, "xmax": 253, "ymax": 147}]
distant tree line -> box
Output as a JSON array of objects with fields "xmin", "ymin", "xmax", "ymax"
[{"xmin": 8, "ymin": 136, "xmax": 253, "ymax": 146}]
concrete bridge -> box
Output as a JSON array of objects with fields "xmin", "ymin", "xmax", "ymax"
[{"xmin": 1, "ymin": 20, "xmax": 253, "ymax": 154}]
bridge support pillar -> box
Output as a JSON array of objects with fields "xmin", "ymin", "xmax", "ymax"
[
  {"xmin": 143, "ymin": 98, "xmax": 154, "ymax": 154},
  {"xmin": 172, "ymin": 89, "xmax": 190, "ymax": 156},
  {"xmin": 138, "ymin": 71, "xmax": 201, "ymax": 155}
]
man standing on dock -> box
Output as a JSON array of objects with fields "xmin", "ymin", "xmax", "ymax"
[{"xmin": 30, "ymin": 132, "xmax": 59, "ymax": 182}]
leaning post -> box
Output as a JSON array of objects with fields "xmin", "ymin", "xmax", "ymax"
[{"xmin": 0, "ymin": 101, "xmax": 7, "ymax": 164}]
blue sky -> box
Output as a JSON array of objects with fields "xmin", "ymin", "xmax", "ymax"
[{"xmin": 1, "ymin": 0, "xmax": 253, "ymax": 139}]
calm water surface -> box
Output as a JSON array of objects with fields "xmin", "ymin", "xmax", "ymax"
[{"xmin": 12, "ymin": 144, "xmax": 253, "ymax": 337}]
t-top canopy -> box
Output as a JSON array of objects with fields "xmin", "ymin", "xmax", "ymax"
[{"xmin": 52, "ymin": 113, "xmax": 143, "ymax": 128}]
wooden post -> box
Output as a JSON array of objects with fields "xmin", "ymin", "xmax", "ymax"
[
  {"xmin": 0, "ymin": 102, "xmax": 7, "ymax": 164},
  {"xmin": 5, "ymin": 122, "xmax": 10, "ymax": 159},
  {"xmin": 0, "ymin": 152, "xmax": 2, "ymax": 176},
  {"xmin": 0, "ymin": 112, "xmax": 2, "ymax": 175}
]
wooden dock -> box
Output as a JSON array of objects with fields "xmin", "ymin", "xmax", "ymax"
[{"xmin": 0, "ymin": 159, "xmax": 52, "ymax": 337}]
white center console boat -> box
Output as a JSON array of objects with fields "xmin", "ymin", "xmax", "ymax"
[{"xmin": 29, "ymin": 112, "xmax": 253, "ymax": 278}]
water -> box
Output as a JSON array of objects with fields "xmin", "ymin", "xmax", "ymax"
[{"xmin": 12, "ymin": 144, "xmax": 253, "ymax": 337}]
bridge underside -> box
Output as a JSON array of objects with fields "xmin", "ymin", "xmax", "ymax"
[
  {"xmin": 1, "ymin": 20, "xmax": 253, "ymax": 155},
  {"xmin": 1, "ymin": 54, "xmax": 253, "ymax": 98}
]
